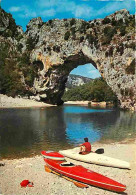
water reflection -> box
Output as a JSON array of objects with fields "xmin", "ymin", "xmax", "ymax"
[
  {"xmin": 100, "ymin": 111, "xmax": 136, "ymax": 142},
  {"xmin": 0, "ymin": 106, "xmax": 135, "ymax": 159},
  {"xmin": 64, "ymin": 107, "xmax": 119, "ymax": 144},
  {"xmin": 0, "ymin": 107, "xmax": 68, "ymax": 158}
]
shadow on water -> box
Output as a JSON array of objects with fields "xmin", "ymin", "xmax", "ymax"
[
  {"xmin": 0, "ymin": 106, "xmax": 135, "ymax": 159},
  {"xmin": 99, "ymin": 111, "xmax": 136, "ymax": 143},
  {"xmin": 0, "ymin": 107, "xmax": 68, "ymax": 158}
]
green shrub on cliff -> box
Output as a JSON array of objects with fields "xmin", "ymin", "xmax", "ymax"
[
  {"xmin": 26, "ymin": 36, "xmax": 38, "ymax": 51},
  {"xmin": 79, "ymin": 21, "xmax": 89, "ymax": 33},
  {"xmin": 0, "ymin": 9, "xmax": 17, "ymax": 37},
  {"xmin": 71, "ymin": 27, "xmax": 76, "ymax": 35},
  {"xmin": 101, "ymin": 16, "xmax": 135, "ymax": 45},
  {"xmin": 64, "ymin": 31, "xmax": 70, "ymax": 40},
  {"xmin": 17, "ymin": 52, "xmax": 38, "ymax": 87},
  {"xmin": 101, "ymin": 26, "xmax": 117, "ymax": 45},
  {"xmin": 125, "ymin": 59, "xmax": 135, "ymax": 75},
  {"xmin": 125, "ymin": 17, "xmax": 135, "ymax": 34},
  {"xmin": 102, "ymin": 18, "xmax": 111, "ymax": 24},
  {"xmin": 111, "ymin": 16, "xmax": 135, "ymax": 36},
  {"xmin": 86, "ymin": 32, "xmax": 97, "ymax": 45},
  {"xmin": 70, "ymin": 18, "xmax": 76, "ymax": 26}
]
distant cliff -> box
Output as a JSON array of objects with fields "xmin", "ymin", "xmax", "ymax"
[
  {"xmin": 0, "ymin": 8, "xmax": 135, "ymax": 110},
  {"xmin": 66, "ymin": 74, "xmax": 93, "ymax": 89}
]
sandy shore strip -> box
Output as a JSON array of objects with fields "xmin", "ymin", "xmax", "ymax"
[
  {"xmin": 0, "ymin": 142, "xmax": 136, "ymax": 195},
  {"xmin": 64, "ymin": 101, "xmax": 90, "ymax": 105},
  {"xmin": 64, "ymin": 101, "xmax": 107, "ymax": 107},
  {"xmin": 0, "ymin": 94, "xmax": 55, "ymax": 108}
]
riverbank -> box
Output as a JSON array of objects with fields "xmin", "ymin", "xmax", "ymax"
[
  {"xmin": 0, "ymin": 94, "xmax": 54, "ymax": 108},
  {"xmin": 0, "ymin": 142, "xmax": 136, "ymax": 195},
  {"xmin": 64, "ymin": 101, "xmax": 90, "ymax": 105},
  {"xmin": 64, "ymin": 101, "xmax": 110, "ymax": 107},
  {"xmin": 0, "ymin": 96, "xmax": 106, "ymax": 108}
]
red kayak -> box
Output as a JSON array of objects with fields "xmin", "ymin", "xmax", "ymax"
[{"xmin": 41, "ymin": 151, "xmax": 126, "ymax": 193}]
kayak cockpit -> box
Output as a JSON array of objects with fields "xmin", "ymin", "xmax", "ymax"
[{"xmin": 60, "ymin": 162, "xmax": 75, "ymax": 167}]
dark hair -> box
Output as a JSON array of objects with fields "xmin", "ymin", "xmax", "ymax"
[{"xmin": 84, "ymin": 137, "xmax": 88, "ymax": 142}]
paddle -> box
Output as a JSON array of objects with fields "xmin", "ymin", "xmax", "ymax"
[
  {"xmin": 62, "ymin": 175, "xmax": 89, "ymax": 188},
  {"xmin": 44, "ymin": 165, "xmax": 89, "ymax": 188}
]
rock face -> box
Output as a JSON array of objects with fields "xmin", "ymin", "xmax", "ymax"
[
  {"xmin": 66, "ymin": 74, "xmax": 93, "ymax": 89},
  {"xmin": 0, "ymin": 8, "xmax": 135, "ymax": 110}
]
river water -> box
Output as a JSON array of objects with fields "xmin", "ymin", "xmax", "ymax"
[{"xmin": 0, "ymin": 105, "xmax": 136, "ymax": 159}]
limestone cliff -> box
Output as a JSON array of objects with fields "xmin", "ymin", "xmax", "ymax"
[
  {"xmin": 0, "ymin": 8, "xmax": 135, "ymax": 110},
  {"xmin": 66, "ymin": 74, "xmax": 93, "ymax": 89}
]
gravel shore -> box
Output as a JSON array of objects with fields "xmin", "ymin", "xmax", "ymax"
[
  {"xmin": 0, "ymin": 94, "xmax": 54, "ymax": 108},
  {"xmin": 0, "ymin": 142, "xmax": 136, "ymax": 195}
]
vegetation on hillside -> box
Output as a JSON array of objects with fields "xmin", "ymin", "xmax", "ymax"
[
  {"xmin": 0, "ymin": 9, "xmax": 22, "ymax": 39},
  {"xmin": 0, "ymin": 41, "xmax": 38, "ymax": 97},
  {"xmin": 101, "ymin": 16, "xmax": 135, "ymax": 46},
  {"xmin": 0, "ymin": 42, "xmax": 26, "ymax": 97},
  {"xmin": 62, "ymin": 78, "xmax": 118, "ymax": 104}
]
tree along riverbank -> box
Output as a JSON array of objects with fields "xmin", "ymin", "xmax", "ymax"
[{"xmin": 63, "ymin": 78, "xmax": 118, "ymax": 106}]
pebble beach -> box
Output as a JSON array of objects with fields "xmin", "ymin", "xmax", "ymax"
[
  {"xmin": 0, "ymin": 142, "xmax": 136, "ymax": 195},
  {"xmin": 0, "ymin": 94, "xmax": 54, "ymax": 108}
]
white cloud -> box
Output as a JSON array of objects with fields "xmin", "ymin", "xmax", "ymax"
[
  {"xmin": 37, "ymin": 0, "xmax": 76, "ymax": 14},
  {"xmin": 41, "ymin": 9, "xmax": 56, "ymax": 17},
  {"xmin": 24, "ymin": 11, "xmax": 37, "ymax": 18},
  {"xmin": 9, "ymin": 6, "xmax": 21, "ymax": 12},
  {"xmin": 75, "ymin": 5, "xmax": 93, "ymax": 18},
  {"xmin": 97, "ymin": 0, "xmax": 123, "ymax": 1},
  {"xmin": 87, "ymin": 64, "xmax": 101, "ymax": 78},
  {"xmin": 8, "ymin": 0, "xmax": 135, "ymax": 24},
  {"xmin": 82, "ymin": 0, "xmax": 124, "ymax": 1},
  {"xmin": 37, "ymin": 0, "xmax": 57, "ymax": 8},
  {"xmin": 95, "ymin": 0, "xmax": 135, "ymax": 17},
  {"xmin": 88, "ymin": 69, "xmax": 101, "ymax": 78},
  {"xmin": 37, "ymin": 0, "xmax": 92, "ymax": 18},
  {"xmin": 9, "ymin": 3, "xmax": 55, "ymax": 19},
  {"xmin": 71, "ymin": 64, "xmax": 101, "ymax": 79},
  {"xmin": 15, "ymin": 5, "xmax": 37, "ymax": 18},
  {"xmin": 18, "ymin": 12, "xmax": 37, "ymax": 18},
  {"xmin": 56, "ymin": 1, "xmax": 76, "ymax": 13}
]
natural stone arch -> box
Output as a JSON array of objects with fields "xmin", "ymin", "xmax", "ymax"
[
  {"xmin": 28, "ymin": 9, "xmax": 135, "ymax": 110},
  {"xmin": 32, "ymin": 48, "xmax": 100, "ymax": 105}
]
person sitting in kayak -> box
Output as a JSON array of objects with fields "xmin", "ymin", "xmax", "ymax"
[{"xmin": 79, "ymin": 137, "xmax": 91, "ymax": 155}]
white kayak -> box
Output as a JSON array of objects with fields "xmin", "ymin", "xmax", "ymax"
[{"xmin": 59, "ymin": 147, "xmax": 130, "ymax": 169}]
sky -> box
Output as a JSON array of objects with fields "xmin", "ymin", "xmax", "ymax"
[
  {"xmin": 71, "ymin": 64, "xmax": 101, "ymax": 78},
  {"xmin": 1, "ymin": 0, "xmax": 135, "ymax": 79}
]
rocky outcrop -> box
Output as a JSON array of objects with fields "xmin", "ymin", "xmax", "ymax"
[
  {"xmin": 0, "ymin": 8, "xmax": 135, "ymax": 110},
  {"xmin": 66, "ymin": 74, "xmax": 93, "ymax": 89}
]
